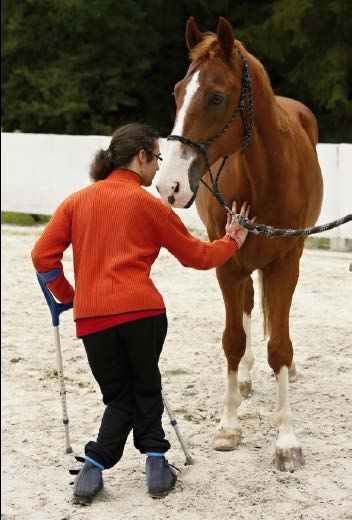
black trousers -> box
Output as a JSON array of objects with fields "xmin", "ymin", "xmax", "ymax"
[{"xmin": 82, "ymin": 313, "xmax": 170, "ymax": 469}]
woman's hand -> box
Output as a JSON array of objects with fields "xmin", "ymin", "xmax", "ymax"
[{"xmin": 225, "ymin": 201, "xmax": 256, "ymax": 249}]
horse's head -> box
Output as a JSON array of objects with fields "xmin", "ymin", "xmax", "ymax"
[{"xmin": 157, "ymin": 16, "xmax": 252, "ymax": 208}]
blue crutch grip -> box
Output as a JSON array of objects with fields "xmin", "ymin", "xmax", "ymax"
[{"xmin": 36, "ymin": 269, "xmax": 73, "ymax": 326}]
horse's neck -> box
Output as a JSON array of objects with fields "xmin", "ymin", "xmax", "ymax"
[{"xmin": 239, "ymin": 97, "xmax": 288, "ymax": 194}]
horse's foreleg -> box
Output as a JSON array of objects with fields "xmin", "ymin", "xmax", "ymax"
[
  {"xmin": 213, "ymin": 263, "xmax": 246, "ymax": 451},
  {"xmin": 238, "ymin": 277, "xmax": 254, "ymax": 398},
  {"xmin": 275, "ymin": 365, "xmax": 304, "ymax": 471},
  {"xmin": 261, "ymin": 252, "xmax": 305, "ymax": 471},
  {"xmin": 214, "ymin": 368, "xmax": 243, "ymax": 451}
]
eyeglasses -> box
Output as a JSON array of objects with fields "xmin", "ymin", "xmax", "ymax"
[{"xmin": 153, "ymin": 153, "xmax": 163, "ymax": 162}]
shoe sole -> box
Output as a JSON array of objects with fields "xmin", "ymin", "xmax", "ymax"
[
  {"xmin": 73, "ymin": 494, "xmax": 92, "ymax": 506},
  {"xmin": 148, "ymin": 484, "xmax": 176, "ymax": 499},
  {"xmin": 73, "ymin": 481, "xmax": 103, "ymax": 506}
]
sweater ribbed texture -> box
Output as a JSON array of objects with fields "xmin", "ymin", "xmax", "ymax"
[{"xmin": 31, "ymin": 169, "xmax": 237, "ymax": 320}]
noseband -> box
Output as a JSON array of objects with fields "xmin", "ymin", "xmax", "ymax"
[{"xmin": 167, "ymin": 49, "xmax": 254, "ymax": 209}]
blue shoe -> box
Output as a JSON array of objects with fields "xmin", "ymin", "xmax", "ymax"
[
  {"xmin": 146, "ymin": 456, "xmax": 177, "ymax": 498},
  {"xmin": 73, "ymin": 461, "xmax": 103, "ymax": 505}
]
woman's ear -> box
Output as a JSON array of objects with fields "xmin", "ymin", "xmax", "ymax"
[{"xmin": 138, "ymin": 149, "xmax": 146, "ymax": 164}]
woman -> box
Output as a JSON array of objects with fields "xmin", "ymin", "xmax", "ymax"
[{"xmin": 31, "ymin": 123, "xmax": 253, "ymax": 504}]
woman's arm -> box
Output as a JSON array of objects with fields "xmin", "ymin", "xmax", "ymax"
[
  {"xmin": 159, "ymin": 202, "xmax": 251, "ymax": 270},
  {"xmin": 31, "ymin": 201, "xmax": 75, "ymax": 303}
]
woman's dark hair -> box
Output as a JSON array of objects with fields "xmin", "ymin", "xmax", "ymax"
[{"xmin": 89, "ymin": 123, "xmax": 159, "ymax": 181}]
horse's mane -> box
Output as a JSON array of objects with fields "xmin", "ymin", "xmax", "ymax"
[
  {"xmin": 189, "ymin": 33, "xmax": 219, "ymax": 62},
  {"xmin": 190, "ymin": 34, "xmax": 290, "ymax": 132}
]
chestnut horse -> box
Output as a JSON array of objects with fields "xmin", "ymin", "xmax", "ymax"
[{"xmin": 157, "ymin": 17, "xmax": 323, "ymax": 471}]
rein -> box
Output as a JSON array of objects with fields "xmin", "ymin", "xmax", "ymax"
[{"xmin": 167, "ymin": 49, "xmax": 352, "ymax": 238}]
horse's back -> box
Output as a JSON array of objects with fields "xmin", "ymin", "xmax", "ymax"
[{"xmin": 276, "ymin": 96, "xmax": 319, "ymax": 147}]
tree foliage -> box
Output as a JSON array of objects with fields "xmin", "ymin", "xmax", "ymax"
[{"xmin": 2, "ymin": 0, "xmax": 351, "ymax": 141}]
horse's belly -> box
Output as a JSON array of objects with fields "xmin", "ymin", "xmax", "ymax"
[{"xmin": 231, "ymin": 234, "xmax": 304, "ymax": 273}]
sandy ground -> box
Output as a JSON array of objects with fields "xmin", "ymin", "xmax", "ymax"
[{"xmin": 2, "ymin": 224, "xmax": 352, "ymax": 520}]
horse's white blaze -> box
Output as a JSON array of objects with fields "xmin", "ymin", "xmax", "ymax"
[
  {"xmin": 275, "ymin": 366, "xmax": 300, "ymax": 449},
  {"xmin": 157, "ymin": 71, "xmax": 200, "ymax": 207},
  {"xmin": 218, "ymin": 370, "xmax": 241, "ymax": 430},
  {"xmin": 173, "ymin": 70, "xmax": 200, "ymax": 135},
  {"xmin": 238, "ymin": 312, "xmax": 254, "ymax": 385}
]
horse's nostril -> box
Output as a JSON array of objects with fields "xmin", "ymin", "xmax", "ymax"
[
  {"xmin": 156, "ymin": 185, "xmax": 160, "ymax": 193},
  {"xmin": 174, "ymin": 182, "xmax": 180, "ymax": 193},
  {"xmin": 168, "ymin": 195, "xmax": 175, "ymax": 205}
]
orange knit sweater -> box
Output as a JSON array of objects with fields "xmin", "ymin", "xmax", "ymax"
[{"xmin": 31, "ymin": 169, "xmax": 237, "ymax": 320}]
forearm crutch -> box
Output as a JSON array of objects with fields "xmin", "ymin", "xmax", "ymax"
[
  {"xmin": 162, "ymin": 389, "xmax": 194, "ymax": 465},
  {"xmin": 36, "ymin": 268, "xmax": 73, "ymax": 454}
]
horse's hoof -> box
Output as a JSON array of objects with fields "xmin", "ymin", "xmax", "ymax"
[
  {"xmin": 275, "ymin": 447, "xmax": 305, "ymax": 472},
  {"xmin": 239, "ymin": 380, "xmax": 252, "ymax": 398},
  {"xmin": 213, "ymin": 428, "xmax": 241, "ymax": 451}
]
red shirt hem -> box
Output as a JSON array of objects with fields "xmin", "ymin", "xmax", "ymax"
[{"xmin": 76, "ymin": 309, "xmax": 166, "ymax": 338}]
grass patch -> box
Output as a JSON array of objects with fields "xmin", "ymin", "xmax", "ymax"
[
  {"xmin": 1, "ymin": 215, "xmax": 348, "ymax": 251},
  {"xmin": 1, "ymin": 212, "xmax": 51, "ymax": 226},
  {"xmin": 186, "ymin": 228, "xmax": 342, "ymax": 252},
  {"xmin": 186, "ymin": 228, "xmax": 337, "ymax": 250},
  {"xmin": 304, "ymin": 237, "xmax": 330, "ymax": 250}
]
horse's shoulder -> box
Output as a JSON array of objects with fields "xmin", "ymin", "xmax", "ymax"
[{"xmin": 275, "ymin": 96, "xmax": 318, "ymax": 146}]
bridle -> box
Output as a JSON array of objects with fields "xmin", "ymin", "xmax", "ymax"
[
  {"xmin": 165, "ymin": 49, "xmax": 352, "ymax": 237},
  {"xmin": 167, "ymin": 48, "xmax": 254, "ymax": 211}
]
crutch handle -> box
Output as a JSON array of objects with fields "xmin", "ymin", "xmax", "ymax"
[{"xmin": 36, "ymin": 269, "xmax": 73, "ymax": 326}]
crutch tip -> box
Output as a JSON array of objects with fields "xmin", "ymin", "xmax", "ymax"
[
  {"xmin": 66, "ymin": 446, "xmax": 73, "ymax": 454},
  {"xmin": 185, "ymin": 456, "xmax": 194, "ymax": 465}
]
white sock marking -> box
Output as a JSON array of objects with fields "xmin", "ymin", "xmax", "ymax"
[
  {"xmin": 275, "ymin": 366, "xmax": 300, "ymax": 449},
  {"xmin": 219, "ymin": 370, "xmax": 241, "ymax": 430}
]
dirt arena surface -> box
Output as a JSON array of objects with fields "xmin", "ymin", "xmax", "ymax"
[{"xmin": 2, "ymin": 224, "xmax": 352, "ymax": 520}]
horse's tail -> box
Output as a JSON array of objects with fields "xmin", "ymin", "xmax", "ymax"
[{"xmin": 258, "ymin": 270, "xmax": 271, "ymax": 338}]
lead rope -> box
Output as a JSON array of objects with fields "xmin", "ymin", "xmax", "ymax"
[
  {"xmin": 179, "ymin": 116, "xmax": 352, "ymax": 238},
  {"xmin": 200, "ymin": 165, "xmax": 352, "ymax": 237}
]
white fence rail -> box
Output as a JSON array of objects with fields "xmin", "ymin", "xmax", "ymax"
[{"xmin": 1, "ymin": 133, "xmax": 351, "ymax": 247}]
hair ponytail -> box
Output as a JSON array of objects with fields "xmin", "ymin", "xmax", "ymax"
[
  {"xmin": 89, "ymin": 123, "xmax": 158, "ymax": 182},
  {"xmin": 89, "ymin": 149, "xmax": 115, "ymax": 181}
]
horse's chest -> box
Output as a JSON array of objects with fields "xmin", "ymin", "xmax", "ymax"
[{"xmin": 232, "ymin": 236, "xmax": 288, "ymax": 273}]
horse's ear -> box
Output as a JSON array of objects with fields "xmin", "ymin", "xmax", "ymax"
[
  {"xmin": 186, "ymin": 16, "xmax": 204, "ymax": 51},
  {"xmin": 216, "ymin": 17, "xmax": 234, "ymax": 57}
]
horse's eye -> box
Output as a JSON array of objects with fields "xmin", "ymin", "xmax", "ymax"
[{"xmin": 209, "ymin": 94, "xmax": 224, "ymax": 106}]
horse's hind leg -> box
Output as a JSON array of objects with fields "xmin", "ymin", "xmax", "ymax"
[
  {"xmin": 288, "ymin": 359, "xmax": 297, "ymax": 382},
  {"xmin": 261, "ymin": 250, "xmax": 305, "ymax": 472},
  {"xmin": 238, "ymin": 276, "xmax": 255, "ymax": 398}
]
